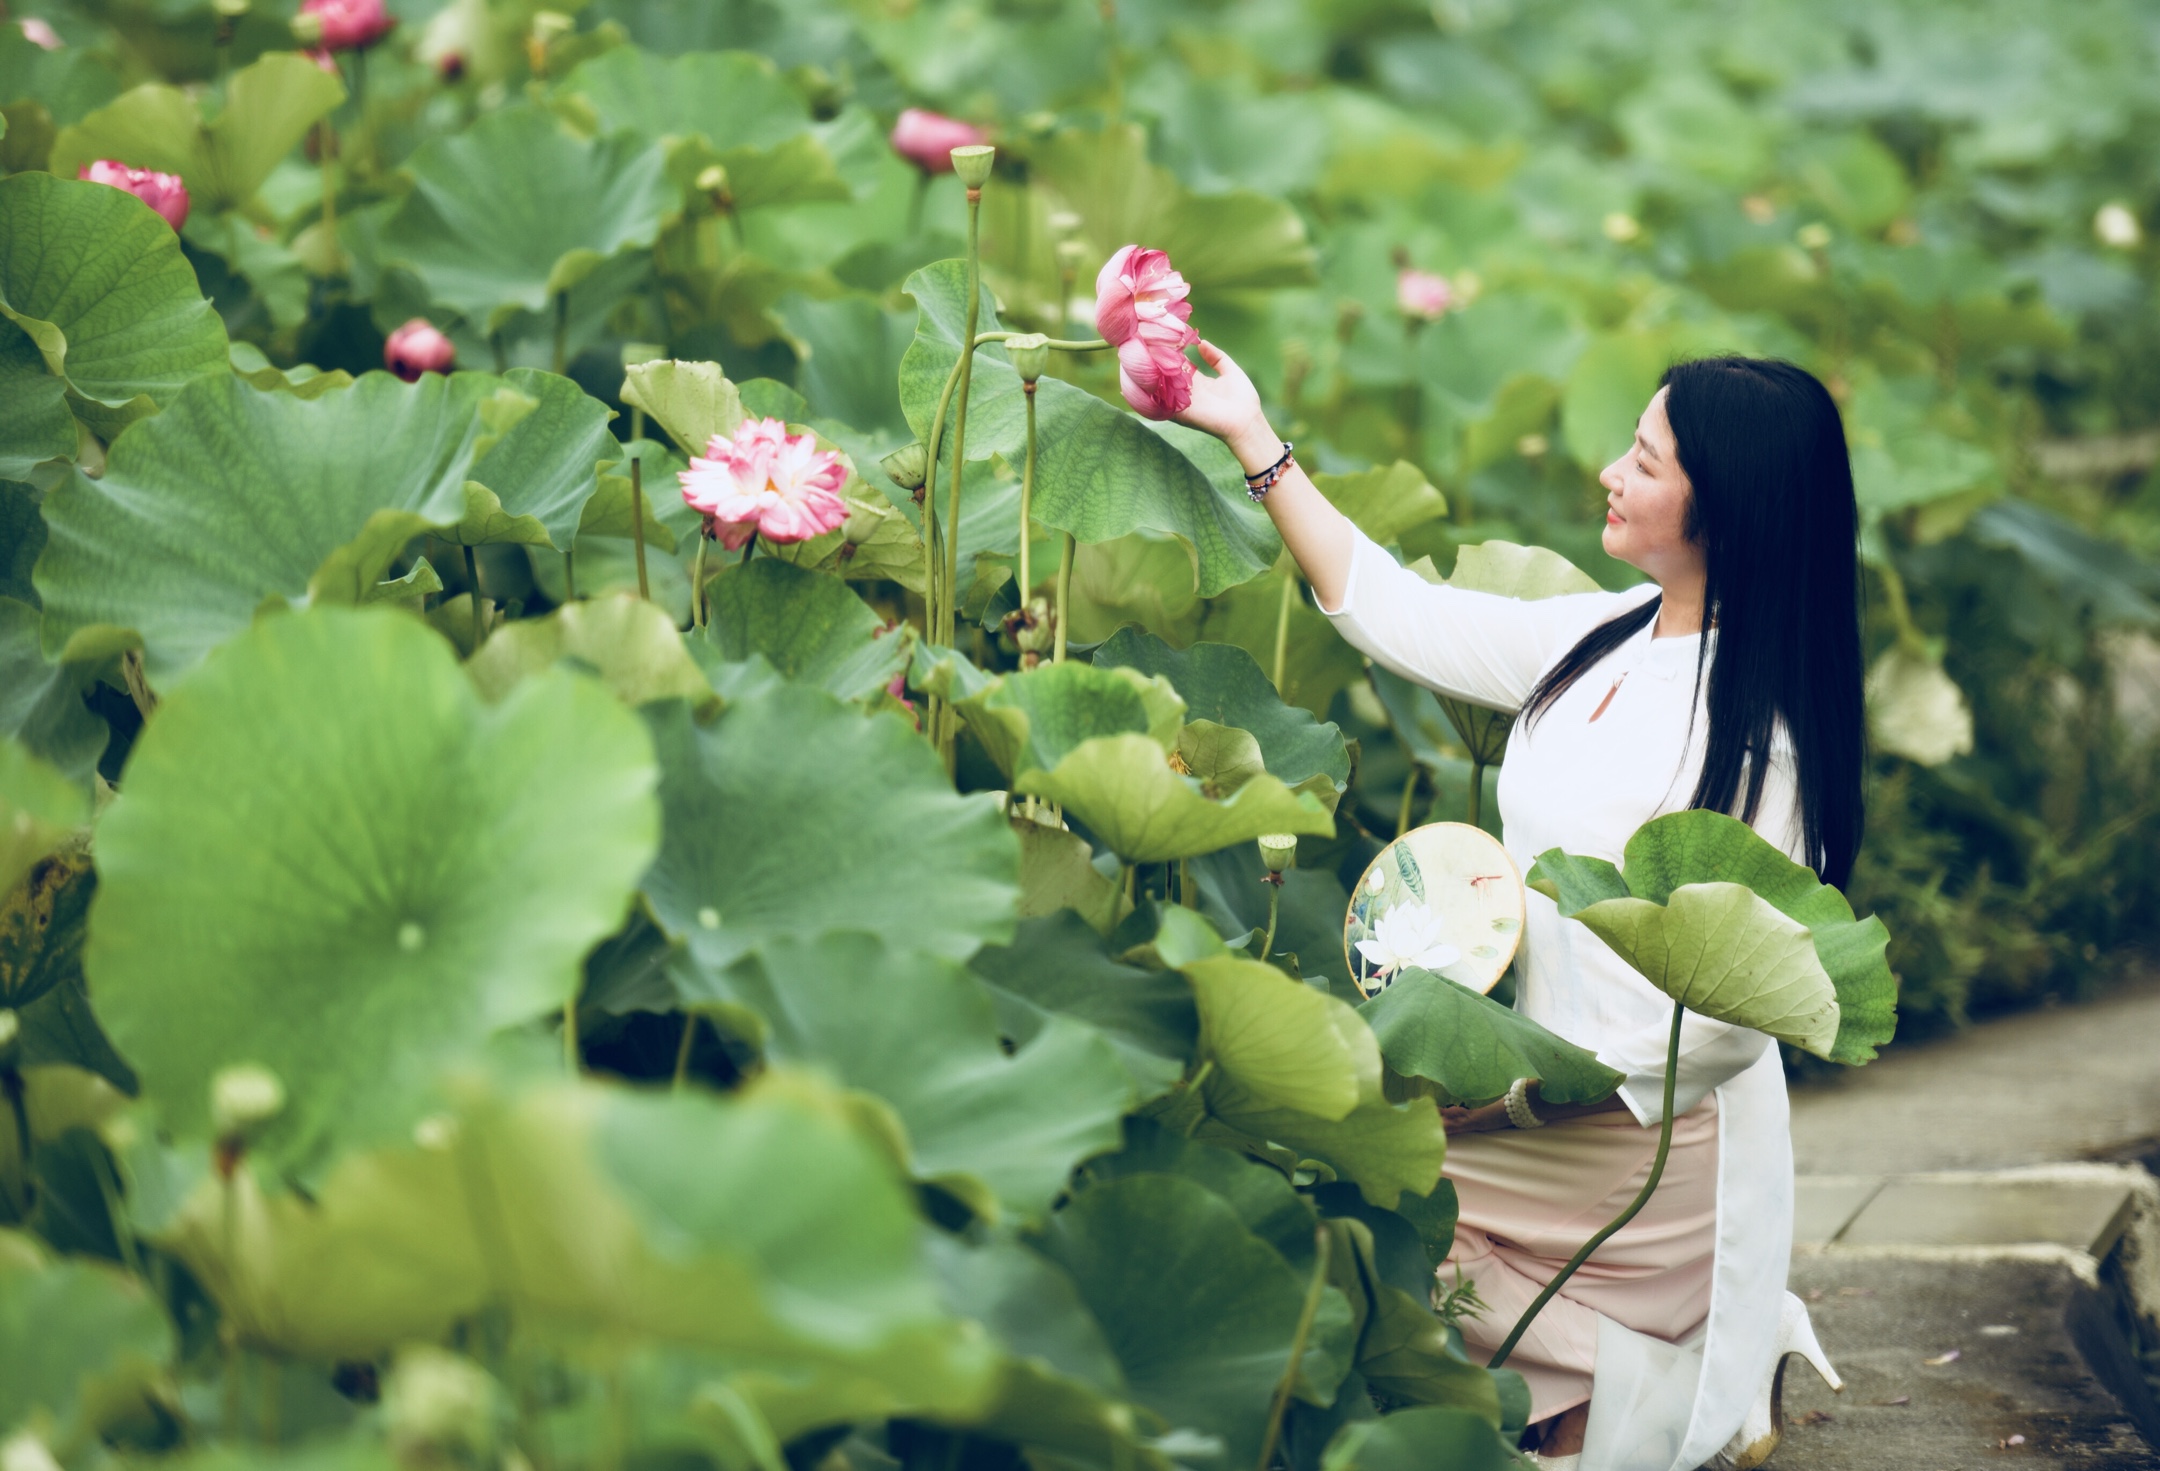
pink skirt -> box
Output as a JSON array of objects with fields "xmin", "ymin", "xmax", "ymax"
[{"xmin": 1441, "ymin": 1095, "xmax": 1720, "ymax": 1420}]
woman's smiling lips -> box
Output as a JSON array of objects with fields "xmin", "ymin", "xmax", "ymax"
[{"xmin": 1607, "ymin": 504, "xmax": 1623, "ymax": 525}]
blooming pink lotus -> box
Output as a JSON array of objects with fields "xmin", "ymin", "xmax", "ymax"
[
  {"xmin": 1397, "ymin": 268, "xmax": 1453, "ymax": 321},
  {"xmin": 889, "ymin": 109, "xmax": 987, "ymax": 174},
  {"xmin": 300, "ymin": 0, "xmax": 394, "ymax": 51},
  {"xmin": 384, "ymin": 319, "xmax": 456, "ymax": 381},
  {"xmin": 1094, "ymin": 245, "xmax": 1200, "ymax": 420},
  {"xmin": 18, "ymin": 17, "xmax": 62, "ymax": 49},
  {"xmin": 78, "ymin": 162, "xmax": 189, "ymax": 231},
  {"xmin": 679, "ymin": 417, "xmax": 849, "ymax": 549}
]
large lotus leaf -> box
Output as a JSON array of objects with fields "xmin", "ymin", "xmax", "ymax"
[
  {"xmin": 49, "ymin": 52, "xmax": 344, "ymax": 212},
  {"xmin": 699, "ymin": 558, "xmax": 909, "ymax": 702},
  {"xmin": 640, "ymin": 686, "xmax": 1017, "ymax": 973},
  {"xmin": 957, "ymin": 661, "xmax": 1186, "ymax": 783},
  {"xmin": 1194, "ymin": 567, "xmax": 1366, "ymax": 723},
  {"xmin": 1094, "ymin": 628, "xmax": 1351, "ymax": 794},
  {"xmin": 0, "ymin": 1236, "xmax": 172, "ymax": 1447},
  {"xmin": 695, "ymin": 934, "xmax": 1131, "ymax": 1224},
  {"xmin": 147, "ymin": 1072, "xmax": 994, "ymax": 1420},
  {"xmin": 1415, "ymin": 292, "xmax": 1585, "ymax": 423},
  {"xmin": 1, "ymin": 844, "xmax": 92, "ymax": 1011},
  {"xmin": 1538, "ymin": 809, "xmax": 1895, "ymax": 1064},
  {"xmin": 87, "ymin": 609, "xmax": 660, "ymax": 1175},
  {"xmin": 774, "ymin": 293, "xmax": 915, "ymax": 438},
  {"xmin": 467, "ymin": 594, "xmax": 711, "ymax": 709},
  {"xmin": 1016, "ymin": 734, "xmax": 1333, "ymax": 864},
  {"xmin": 0, "ymin": 600, "xmax": 113, "ymax": 792},
  {"xmin": 1359, "ymin": 970, "xmax": 1623, "ymax": 1108},
  {"xmin": 1201, "ymin": 1070, "xmax": 1449, "ymax": 1212},
  {"xmin": 0, "ymin": 318, "xmax": 80, "ymax": 478},
  {"xmin": 580, "ymin": 438, "xmax": 680, "ymax": 552},
  {"xmin": 1445, "ymin": 540, "xmax": 1603, "ymax": 601},
  {"xmin": 1183, "ymin": 954, "xmax": 1368, "ymax": 1121},
  {"xmin": 1314, "ymin": 1212, "xmax": 1497, "ymax": 1423},
  {"xmin": 0, "ymin": 172, "xmax": 226, "ymax": 445},
  {"xmin": 1029, "ymin": 124, "xmax": 1318, "ymax": 292},
  {"xmin": 900, "ymin": 261, "xmax": 1280, "ymax": 598},
  {"xmin": 559, "ymin": 47, "xmax": 811, "ymax": 150},
  {"xmin": 1563, "ymin": 885, "xmax": 1840, "ymax": 1057},
  {"xmin": 971, "ymin": 912, "xmax": 1198, "ymax": 1098},
  {"xmin": 1310, "ymin": 462, "xmax": 1450, "ymax": 547},
  {"xmin": 33, "ymin": 372, "xmax": 501, "ymax": 680},
  {"xmin": 459, "ymin": 367, "xmax": 619, "ymax": 551},
  {"xmin": 1561, "ymin": 332, "xmax": 1670, "ymax": 471},
  {"xmin": 383, "ymin": 105, "xmax": 673, "ymax": 334},
  {"xmin": 1031, "ymin": 1173, "xmax": 1343, "ymax": 1471},
  {"xmin": 622, "ymin": 358, "xmax": 742, "ymax": 460},
  {"xmin": 1011, "ymin": 815, "xmax": 1131, "ymax": 937},
  {"xmin": 1321, "ymin": 1405, "xmax": 1517, "ymax": 1471},
  {"xmin": 0, "ymin": 739, "xmax": 81, "ymax": 898}
]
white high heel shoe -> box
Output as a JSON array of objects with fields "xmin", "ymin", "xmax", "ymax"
[{"xmin": 1711, "ymin": 1291, "xmax": 1843, "ymax": 1470}]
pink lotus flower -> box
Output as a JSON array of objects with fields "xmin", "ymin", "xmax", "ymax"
[
  {"xmin": 1094, "ymin": 245, "xmax": 1199, "ymax": 420},
  {"xmin": 78, "ymin": 162, "xmax": 189, "ymax": 231},
  {"xmin": 18, "ymin": 17, "xmax": 62, "ymax": 49},
  {"xmin": 300, "ymin": 0, "xmax": 394, "ymax": 51},
  {"xmin": 679, "ymin": 417, "xmax": 849, "ymax": 549},
  {"xmin": 1397, "ymin": 268, "xmax": 1453, "ymax": 321},
  {"xmin": 384, "ymin": 319, "xmax": 456, "ymax": 381},
  {"xmin": 889, "ymin": 109, "xmax": 987, "ymax": 174}
]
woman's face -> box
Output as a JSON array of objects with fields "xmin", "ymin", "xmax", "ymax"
[{"xmin": 1598, "ymin": 387, "xmax": 1702, "ymax": 584}]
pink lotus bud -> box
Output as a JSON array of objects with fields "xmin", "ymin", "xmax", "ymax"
[
  {"xmin": 384, "ymin": 319, "xmax": 456, "ymax": 381},
  {"xmin": 1396, "ymin": 268, "xmax": 1453, "ymax": 321},
  {"xmin": 299, "ymin": 0, "xmax": 395, "ymax": 52},
  {"xmin": 889, "ymin": 109, "xmax": 987, "ymax": 174},
  {"xmin": 77, "ymin": 161, "xmax": 189, "ymax": 231},
  {"xmin": 678, "ymin": 417, "xmax": 849, "ymax": 547},
  {"xmin": 18, "ymin": 17, "xmax": 62, "ymax": 49},
  {"xmin": 1094, "ymin": 245, "xmax": 1199, "ymax": 421}
]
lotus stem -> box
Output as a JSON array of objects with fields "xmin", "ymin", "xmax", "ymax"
[
  {"xmin": 563, "ymin": 997, "xmax": 581, "ymax": 1075},
  {"xmin": 1257, "ymin": 1226, "xmax": 1332, "ymax": 1471},
  {"xmin": 1487, "ymin": 998, "xmax": 1684, "ymax": 1371},
  {"xmin": 564, "ymin": 547, "xmax": 576, "ymax": 602},
  {"xmin": 317, "ymin": 122, "xmax": 342, "ymax": 275},
  {"xmin": 489, "ymin": 332, "xmax": 506, "ymax": 374},
  {"xmin": 463, "ymin": 545, "xmax": 485, "ymax": 649},
  {"xmin": 1467, "ymin": 759, "xmax": 1485, "ymax": 829},
  {"xmin": 551, "ymin": 291, "xmax": 568, "ymax": 375},
  {"xmin": 629, "ymin": 455, "xmax": 650, "ymax": 601},
  {"xmin": 1273, "ymin": 568, "xmax": 1297, "ymax": 692},
  {"xmin": 1019, "ymin": 383, "xmax": 1037, "ymax": 598},
  {"xmin": 1054, "ymin": 531, "xmax": 1075, "ymax": 663},
  {"xmin": 1179, "ymin": 857, "xmax": 1196, "ymax": 910},
  {"xmin": 921, "ymin": 346, "xmax": 969, "ymax": 639},
  {"xmin": 1396, "ymin": 765, "xmax": 1420, "ymax": 838},
  {"xmin": 972, "ymin": 331, "xmax": 1111, "ymax": 352},
  {"xmin": 672, "ymin": 1013, "xmax": 697, "ymax": 1091},
  {"xmin": 1262, "ymin": 883, "xmax": 1281, "ymax": 960},
  {"xmin": 943, "ymin": 183, "xmax": 986, "ymax": 664},
  {"xmin": 691, "ymin": 533, "xmax": 708, "ymax": 629}
]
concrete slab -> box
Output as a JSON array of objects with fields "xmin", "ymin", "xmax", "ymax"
[
  {"xmin": 1796, "ymin": 1177, "xmax": 1884, "ymax": 1248},
  {"xmin": 1779, "ymin": 1255, "xmax": 2159, "ymax": 1470},
  {"xmin": 1837, "ymin": 1177, "xmax": 2138, "ymax": 1255}
]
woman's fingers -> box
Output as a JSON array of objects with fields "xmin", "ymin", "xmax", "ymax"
[{"xmin": 1197, "ymin": 338, "xmax": 1227, "ymax": 371}]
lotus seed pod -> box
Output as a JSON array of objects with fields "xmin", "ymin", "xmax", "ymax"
[
  {"xmin": 385, "ymin": 1345, "xmax": 503, "ymax": 1464},
  {"xmin": 211, "ymin": 1063, "xmax": 286, "ymax": 1137},
  {"xmin": 882, "ymin": 442, "xmax": 929, "ymax": 491},
  {"xmin": 951, "ymin": 144, "xmax": 996, "ymax": 189},
  {"xmin": 620, "ymin": 341, "xmax": 667, "ymax": 368},
  {"xmin": 1258, "ymin": 834, "xmax": 1299, "ymax": 874},
  {"xmin": 1014, "ymin": 597, "xmax": 1054, "ymax": 653},
  {"xmin": 695, "ymin": 164, "xmax": 729, "ymax": 196},
  {"xmin": 1007, "ymin": 332, "xmax": 1050, "ymax": 384},
  {"xmin": 289, "ymin": 8, "xmax": 324, "ymax": 44}
]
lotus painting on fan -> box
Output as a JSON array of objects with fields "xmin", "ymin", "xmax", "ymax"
[{"xmin": 1345, "ymin": 822, "xmax": 1525, "ymax": 998}]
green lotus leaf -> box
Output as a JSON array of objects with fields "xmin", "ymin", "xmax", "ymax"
[
  {"xmin": 0, "ymin": 172, "xmax": 227, "ymax": 447},
  {"xmin": 698, "ymin": 558, "xmax": 909, "ymax": 702},
  {"xmin": 1535, "ymin": 810, "xmax": 1896, "ymax": 1063},
  {"xmin": 1011, "ymin": 816, "xmax": 1131, "ymax": 937},
  {"xmin": 1359, "ymin": 969, "xmax": 1623, "ymax": 1108},
  {"xmin": 1, "ymin": 599, "xmax": 120, "ymax": 792},
  {"xmin": 957, "ymin": 661, "xmax": 1186, "ymax": 784},
  {"xmin": 383, "ymin": 105, "xmax": 673, "ymax": 334},
  {"xmin": 971, "ymin": 912, "xmax": 1198, "ymax": 1099},
  {"xmin": 1177, "ymin": 720, "xmax": 1268, "ymax": 797},
  {"xmin": 1317, "ymin": 1212, "xmax": 1498, "ymax": 1424},
  {"xmin": 0, "ymin": 1234, "xmax": 173, "ymax": 1449},
  {"xmin": 458, "ymin": 368, "xmax": 619, "ymax": 551},
  {"xmin": 1194, "ymin": 564, "xmax": 1366, "ymax": 722},
  {"xmin": 88, "ymin": 609, "xmax": 660, "ymax": 1175},
  {"xmin": 1, "ymin": 842, "xmax": 91, "ymax": 1011},
  {"xmin": 622, "ymin": 358, "xmax": 741, "ymax": 460},
  {"xmin": 774, "ymin": 293, "xmax": 916, "ymax": 437},
  {"xmin": 1445, "ymin": 540, "xmax": 1604, "ymax": 601},
  {"xmin": 467, "ymin": 594, "xmax": 712, "ymax": 709},
  {"xmin": 0, "ymin": 738, "xmax": 82, "ymax": 898},
  {"xmin": 1094, "ymin": 628, "xmax": 1351, "ymax": 795},
  {"xmin": 1015, "ymin": 733, "xmax": 1333, "ymax": 864},
  {"xmin": 148, "ymin": 1071, "xmax": 995, "ymax": 1426},
  {"xmin": 899, "ymin": 261, "xmax": 1281, "ymax": 599},
  {"xmin": 1183, "ymin": 954, "xmax": 1368, "ymax": 1121},
  {"xmin": 579, "ymin": 438, "xmax": 680, "ymax": 551},
  {"xmin": 640, "ymin": 685, "xmax": 1017, "ymax": 974},
  {"xmin": 1310, "ymin": 462, "xmax": 1450, "ymax": 547},
  {"xmin": 696, "ymin": 933, "xmax": 1132, "ymax": 1224},
  {"xmin": 1321, "ymin": 1405, "xmax": 1518, "ymax": 1471},
  {"xmin": 0, "ymin": 321, "xmax": 75, "ymax": 478},
  {"xmin": 49, "ymin": 52, "xmax": 344, "ymax": 212},
  {"xmin": 1030, "ymin": 1173, "xmax": 1345, "ymax": 1471}
]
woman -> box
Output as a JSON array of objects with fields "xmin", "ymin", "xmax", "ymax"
[{"xmin": 1176, "ymin": 348, "xmax": 1863, "ymax": 1471}]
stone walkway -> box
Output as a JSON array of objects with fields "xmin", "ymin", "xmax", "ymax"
[{"xmin": 1771, "ymin": 972, "xmax": 2160, "ymax": 1469}]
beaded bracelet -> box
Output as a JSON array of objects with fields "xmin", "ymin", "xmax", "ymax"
[
  {"xmin": 1503, "ymin": 1076, "xmax": 1546, "ymax": 1130},
  {"xmin": 1244, "ymin": 442, "xmax": 1296, "ymax": 503}
]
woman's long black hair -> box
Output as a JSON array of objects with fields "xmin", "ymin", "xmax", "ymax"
[{"xmin": 1520, "ymin": 356, "xmax": 1866, "ymax": 888}]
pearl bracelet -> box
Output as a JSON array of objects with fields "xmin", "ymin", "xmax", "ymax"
[{"xmin": 1503, "ymin": 1076, "xmax": 1546, "ymax": 1130}]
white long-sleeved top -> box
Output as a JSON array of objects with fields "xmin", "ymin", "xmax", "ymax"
[{"xmin": 1321, "ymin": 527, "xmax": 1795, "ymax": 1471}]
